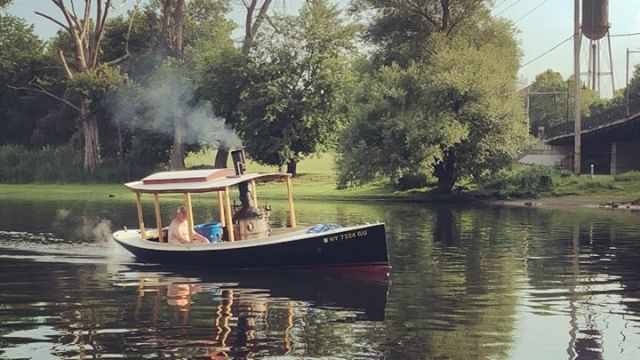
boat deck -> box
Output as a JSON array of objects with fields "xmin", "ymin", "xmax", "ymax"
[{"xmin": 142, "ymin": 226, "xmax": 306, "ymax": 245}]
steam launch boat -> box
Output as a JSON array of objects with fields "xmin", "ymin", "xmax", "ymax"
[{"xmin": 113, "ymin": 149, "xmax": 389, "ymax": 270}]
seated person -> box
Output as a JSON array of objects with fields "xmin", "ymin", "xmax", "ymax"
[{"xmin": 168, "ymin": 206, "xmax": 208, "ymax": 244}]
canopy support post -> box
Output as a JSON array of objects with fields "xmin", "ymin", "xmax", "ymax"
[
  {"xmin": 217, "ymin": 191, "xmax": 226, "ymax": 227},
  {"xmin": 251, "ymin": 179, "xmax": 258, "ymax": 207},
  {"xmin": 153, "ymin": 193, "xmax": 163, "ymax": 242},
  {"xmin": 135, "ymin": 193, "xmax": 147, "ymax": 239},
  {"xmin": 286, "ymin": 177, "xmax": 296, "ymax": 228},
  {"xmin": 224, "ymin": 187, "xmax": 235, "ymax": 242},
  {"xmin": 183, "ymin": 192, "xmax": 195, "ymax": 242}
]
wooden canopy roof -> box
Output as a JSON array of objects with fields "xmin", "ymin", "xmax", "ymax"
[{"xmin": 124, "ymin": 169, "xmax": 290, "ymax": 194}]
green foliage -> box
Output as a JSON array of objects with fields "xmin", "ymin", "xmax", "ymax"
[
  {"xmin": 197, "ymin": 48, "xmax": 244, "ymax": 127},
  {"xmin": 479, "ymin": 165, "xmax": 565, "ymax": 197},
  {"xmin": 479, "ymin": 165, "xmax": 634, "ymax": 198},
  {"xmin": 614, "ymin": 171, "xmax": 640, "ymax": 182},
  {"xmin": 67, "ymin": 66, "xmax": 127, "ymax": 108},
  {"xmin": 0, "ymin": 14, "xmax": 50, "ymax": 146},
  {"xmin": 351, "ymin": 0, "xmax": 489, "ymax": 66},
  {"xmin": 338, "ymin": 15, "xmax": 530, "ymax": 192},
  {"xmin": 526, "ymin": 70, "xmax": 569, "ymax": 135},
  {"xmin": 183, "ymin": 0, "xmax": 235, "ymax": 76},
  {"xmin": 526, "ymin": 70, "xmax": 600, "ymax": 136},
  {"xmin": 0, "ymin": 145, "xmax": 156, "ymax": 183},
  {"xmin": 237, "ymin": 0, "xmax": 358, "ymax": 170},
  {"xmin": 627, "ymin": 64, "xmax": 640, "ymax": 101}
]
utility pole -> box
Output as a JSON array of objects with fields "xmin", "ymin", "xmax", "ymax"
[
  {"xmin": 573, "ymin": 0, "xmax": 582, "ymax": 175},
  {"xmin": 625, "ymin": 48, "xmax": 640, "ymax": 117}
]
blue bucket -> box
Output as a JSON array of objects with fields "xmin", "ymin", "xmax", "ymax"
[{"xmin": 194, "ymin": 222, "xmax": 223, "ymax": 243}]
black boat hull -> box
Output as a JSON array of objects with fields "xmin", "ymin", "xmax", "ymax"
[{"xmin": 114, "ymin": 223, "xmax": 389, "ymax": 269}]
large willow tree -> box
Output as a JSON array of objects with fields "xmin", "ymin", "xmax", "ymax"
[{"xmin": 337, "ymin": 8, "xmax": 530, "ymax": 193}]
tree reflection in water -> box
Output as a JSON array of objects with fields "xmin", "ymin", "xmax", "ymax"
[
  {"xmin": 2, "ymin": 200, "xmax": 640, "ymax": 359},
  {"xmin": 127, "ymin": 270, "xmax": 389, "ymax": 358}
]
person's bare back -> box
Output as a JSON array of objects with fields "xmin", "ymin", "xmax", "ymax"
[{"xmin": 168, "ymin": 206, "xmax": 208, "ymax": 244}]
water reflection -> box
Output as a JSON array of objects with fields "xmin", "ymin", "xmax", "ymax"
[
  {"xmin": 119, "ymin": 268, "xmax": 389, "ymax": 358},
  {"xmin": 1, "ymin": 199, "xmax": 640, "ymax": 359}
]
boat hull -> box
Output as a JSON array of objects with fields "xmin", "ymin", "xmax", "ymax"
[{"xmin": 114, "ymin": 223, "xmax": 388, "ymax": 269}]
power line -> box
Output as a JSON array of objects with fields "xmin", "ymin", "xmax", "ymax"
[
  {"xmin": 521, "ymin": 34, "xmax": 574, "ymax": 68},
  {"xmin": 610, "ymin": 32, "xmax": 640, "ymax": 38},
  {"xmin": 493, "ymin": 0, "xmax": 510, "ymax": 10},
  {"xmin": 514, "ymin": 0, "xmax": 551, "ymax": 24},
  {"xmin": 497, "ymin": 0, "xmax": 523, "ymax": 16}
]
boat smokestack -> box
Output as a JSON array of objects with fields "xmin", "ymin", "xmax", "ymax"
[
  {"xmin": 231, "ymin": 148, "xmax": 247, "ymax": 176},
  {"xmin": 230, "ymin": 148, "xmax": 270, "ymax": 241}
]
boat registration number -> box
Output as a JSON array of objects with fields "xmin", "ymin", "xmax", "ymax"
[{"xmin": 323, "ymin": 230, "xmax": 368, "ymax": 244}]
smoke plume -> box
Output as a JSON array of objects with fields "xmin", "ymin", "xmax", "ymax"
[{"xmin": 110, "ymin": 67, "xmax": 242, "ymax": 149}]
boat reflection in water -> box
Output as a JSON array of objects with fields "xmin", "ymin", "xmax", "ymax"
[{"xmin": 126, "ymin": 267, "xmax": 389, "ymax": 358}]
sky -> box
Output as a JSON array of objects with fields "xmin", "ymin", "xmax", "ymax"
[{"xmin": 5, "ymin": 0, "xmax": 640, "ymax": 96}]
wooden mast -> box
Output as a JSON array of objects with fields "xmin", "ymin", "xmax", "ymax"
[
  {"xmin": 251, "ymin": 179, "xmax": 258, "ymax": 207},
  {"xmin": 183, "ymin": 192, "xmax": 195, "ymax": 242},
  {"xmin": 224, "ymin": 187, "xmax": 235, "ymax": 241},
  {"xmin": 135, "ymin": 193, "xmax": 147, "ymax": 239},
  {"xmin": 152, "ymin": 193, "xmax": 163, "ymax": 242},
  {"xmin": 217, "ymin": 191, "xmax": 226, "ymax": 227},
  {"xmin": 286, "ymin": 177, "xmax": 296, "ymax": 228}
]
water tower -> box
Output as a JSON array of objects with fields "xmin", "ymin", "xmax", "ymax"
[{"xmin": 581, "ymin": 0, "xmax": 615, "ymax": 95}]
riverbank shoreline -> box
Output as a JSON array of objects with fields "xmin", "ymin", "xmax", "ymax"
[{"xmin": 2, "ymin": 183, "xmax": 640, "ymax": 212}]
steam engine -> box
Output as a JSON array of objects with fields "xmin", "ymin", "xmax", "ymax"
[{"xmin": 230, "ymin": 149, "xmax": 271, "ymax": 240}]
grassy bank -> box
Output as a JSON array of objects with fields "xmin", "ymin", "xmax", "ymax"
[{"xmin": 1, "ymin": 151, "xmax": 640, "ymax": 206}]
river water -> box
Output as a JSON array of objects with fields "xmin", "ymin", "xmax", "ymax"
[{"xmin": 0, "ymin": 197, "xmax": 639, "ymax": 359}]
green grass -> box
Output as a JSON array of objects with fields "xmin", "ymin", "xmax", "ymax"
[
  {"xmin": 2, "ymin": 150, "xmax": 640, "ymax": 205},
  {"xmin": 478, "ymin": 164, "xmax": 640, "ymax": 203},
  {"xmin": 0, "ymin": 151, "xmax": 405, "ymax": 202},
  {"xmin": 186, "ymin": 149, "xmax": 335, "ymax": 175}
]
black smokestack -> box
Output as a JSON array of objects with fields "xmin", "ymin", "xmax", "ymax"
[{"xmin": 231, "ymin": 148, "xmax": 247, "ymax": 176}]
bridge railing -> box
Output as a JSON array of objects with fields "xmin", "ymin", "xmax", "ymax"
[{"xmin": 545, "ymin": 97, "xmax": 640, "ymax": 139}]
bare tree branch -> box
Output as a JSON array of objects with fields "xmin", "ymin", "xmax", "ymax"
[
  {"xmin": 104, "ymin": 3, "xmax": 139, "ymax": 67},
  {"xmin": 252, "ymin": 0, "xmax": 273, "ymax": 38},
  {"xmin": 58, "ymin": 50, "xmax": 74, "ymax": 79},
  {"xmin": 243, "ymin": 0, "xmax": 257, "ymax": 56},
  {"xmin": 50, "ymin": 0, "xmax": 87, "ymax": 70},
  {"xmin": 264, "ymin": 14, "xmax": 281, "ymax": 34},
  {"xmin": 242, "ymin": 0, "xmax": 273, "ymax": 59},
  {"xmin": 8, "ymin": 84, "xmax": 81, "ymax": 113},
  {"xmin": 81, "ymin": 0, "xmax": 92, "ymax": 40},
  {"xmin": 70, "ymin": 0, "xmax": 79, "ymax": 20},
  {"xmin": 34, "ymin": 11, "xmax": 70, "ymax": 31}
]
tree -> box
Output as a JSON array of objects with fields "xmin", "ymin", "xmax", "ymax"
[
  {"xmin": 351, "ymin": 0, "xmax": 486, "ymax": 66},
  {"xmin": 213, "ymin": 0, "xmax": 276, "ymax": 168},
  {"xmin": 526, "ymin": 69, "xmax": 599, "ymax": 137},
  {"xmin": 237, "ymin": 0, "xmax": 357, "ymax": 176},
  {"xmin": 27, "ymin": 0, "xmax": 136, "ymax": 172},
  {"xmin": 526, "ymin": 70, "xmax": 569, "ymax": 136},
  {"xmin": 626, "ymin": 65, "xmax": 640, "ymax": 101},
  {"xmin": 0, "ymin": 14, "xmax": 47, "ymax": 146},
  {"xmin": 338, "ymin": 15, "xmax": 530, "ymax": 193},
  {"xmin": 153, "ymin": 0, "xmax": 233, "ymax": 169}
]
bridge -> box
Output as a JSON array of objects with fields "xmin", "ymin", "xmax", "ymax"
[{"xmin": 526, "ymin": 97, "xmax": 640, "ymax": 175}]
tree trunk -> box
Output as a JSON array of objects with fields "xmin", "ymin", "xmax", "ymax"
[
  {"xmin": 286, "ymin": 161, "xmax": 297, "ymax": 177},
  {"xmin": 434, "ymin": 151, "xmax": 456, "ymax": 194},
  {"xmin": 214, "ymin": 148, "xmax": 229, "ymax": 168},
  {"xmin": 170, "ymin": 115, "xmax": 185, "ymax": 170},
  {"xmin": 81, "ymin": 101, "xmax": 101, "ymax": 172}
]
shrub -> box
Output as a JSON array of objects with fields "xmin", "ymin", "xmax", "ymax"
[
  {"xmin": 614, "ymin": 171, "xmax": 640, "ymax": 182},
  {"xmin": 478, "ymin": 165, "xmax": 570, "ymax": 197},
  {"xmin": 0, "ymin": 145, "xmax": 158, "ymax": 183},
  {"xmin": 395, "ymin": 172, "xmax": 429, "ymax": 190}
]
